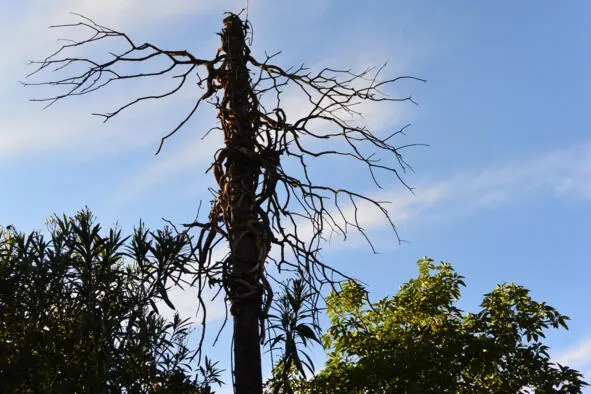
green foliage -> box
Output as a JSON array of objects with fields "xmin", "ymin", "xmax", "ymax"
[
  {"xmin": 265, "ymin": 275, "xmax": 322, "ymax": 394},
  {"xmin": 293, "ymin": 258, "xmax": 587, "ymax": 393},
  {"xmin": 0, "ymin": 210, "xmax": 222, "ymax": 393}
]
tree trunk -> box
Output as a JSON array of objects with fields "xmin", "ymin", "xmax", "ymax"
[{"xmin": 219, "ymin": 14, "xmax": 263, "ymax": 394}]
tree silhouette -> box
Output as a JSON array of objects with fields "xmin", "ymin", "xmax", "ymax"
[
  {"xmin": 26, "ymin": 12, "xmax": 423, "ymax": 393},
  {"xmin": 0, "ymin": 210, "xmax": 223, "ymax": 393}
]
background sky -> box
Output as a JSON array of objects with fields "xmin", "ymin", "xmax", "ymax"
[{"xmin": 1, "ymin": 0, "xmax": 590, "ymax": 391}]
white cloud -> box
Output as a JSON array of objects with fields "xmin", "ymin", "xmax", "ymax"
[
  {"xmin": 158, "ymin": 278, "xmax": 227, "ymax": 326},
  {"xmin": 134, "ymin": 139, "xmax": 591, "ymax": 333},
  {"xmin": 0, "ymin": 0, "xmax": 234, "ymax": 163},
  {"xmin": 555, "ymin": 337, "xmax": 591, "ymax": 386},
  {"xmin": 301, "ymin": 141, "xmax": 591, "ymax": 249},
  {"xmin": 0, "ymin": 107, "xmax": 157, "ymax": 160},
  {"xmin": 157, "ymin": 248, "xmax": 229, "ymax": 325},
  {"xmin": 557, "ymin": 338, "xmax": 591, "ymax": 366},
  {"xmin": 5, "ymin": 1, "xmax": 590, "ymax": 257},
  {"xmin": 48, "ymin": 0, "xmax": 224, "ymax": 28},
  {"xmin": 0, "ymin": 0, "xmax": 225, "ymax": 77},
  {"xmin": 5, "ymin": 0, "xmax": 230, "ymax": 34},
  {"xmin": 465, "ymin": 142, "xmax": 591, "ymax": 202},
  {"xmin": 111, "ymin": 129, "xmax": 223, "ymax": 205},
  {"xmin": 287, "ymin": 182, "xmax": 448, "ymax": 251},
  {"xmin": 1, "ymin": 0, "xmax": 416, "ymax": 186},
  {"xmin": 0, "ymin": 91, "xmax": 206, "ymax": 166},
  {"xmin": 115, "ymin": 134, "xmax": 591, "ymax": 252},
  {"xmin": 112, "ymin": 70, "xmax": 417, "ymax": 203}
]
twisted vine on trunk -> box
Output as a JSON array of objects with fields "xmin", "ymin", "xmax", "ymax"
[{"xmin": 215, "ymin": 14, "xmax": 269, "ymax": 393}]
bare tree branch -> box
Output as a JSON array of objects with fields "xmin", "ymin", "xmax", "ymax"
[{"xmin": 26, "ymin": 12, "xmax": 425, "ymax": 390}]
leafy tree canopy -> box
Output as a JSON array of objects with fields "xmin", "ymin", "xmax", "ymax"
[
  {"xmin": 0, "ymin": 210, "xmax": 222, "ymax": 393},
  {"xmin": 281, "ymin": 258, "xmax": 587, "ymax": 393}
]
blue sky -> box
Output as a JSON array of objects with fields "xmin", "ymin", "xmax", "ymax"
[{"xmin": 1, "ymin": 0, "xmax": 590, "ymax": 390}]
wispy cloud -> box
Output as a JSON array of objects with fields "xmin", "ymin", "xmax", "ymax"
[
  {"xmin": 557, "ymin": 338, "xmax": 591, "ymax": 366},
  {"xmin": 157, "ymin": 248, "xmax": 229, "ymax": 326},
  {"xmin": 308, "ymin": 141, "xmax": 591, "ymax": 249},
  {"xmin": 111, "ymin": 135, "xmax": 219, "ymax": 204},
  {"xmin": 6, "ymin": 0, "xmax": 590, "ymax": 277},
  {"xmin": 115, "ymin": 130, "xmax": 591, "ymax": 250},
  {"xmin": 0, "ymin": 106, "xmax": 166, "ymax": 161},
  {"xmin": 555, "ymin": 337, "xmax": 591, "ymax": 385},
  {"xmin": 132, "ymin": 136, "xmax": 591, "ymax": 342},
  {"xmin": 0, "ymin": 0, "xmax": 231, "ymax": 164},
  {"xmin": 464, "ymin": 143, "xmax": 591, "ymax": 200},
  {"xmin": 111, "ymin": 76, "xmax": 416, "ymax": 203},
  {"xmin": 393, "ymin": 141, "xmax": 591, "ymax": 218},
  {"xmin": 158, "ymin": 280, "xmax": 227, "ymax": 327},
  {"xmin": 46, "ymin": 0, "xmax": 230, "ymax": 28}
]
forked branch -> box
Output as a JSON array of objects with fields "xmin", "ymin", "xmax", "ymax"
[{"xmin": 26, "ymin": 13, "xmax": 425, "ymax": 366}]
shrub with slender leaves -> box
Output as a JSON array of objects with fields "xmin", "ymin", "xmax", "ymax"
[{"xmin": 0, "ymin": 210, "xmax": 222, "ymax": 393}]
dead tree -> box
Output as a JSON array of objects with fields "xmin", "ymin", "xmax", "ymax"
[{"xmin": 26, "ymin": 12, "xmax": 424, "ymax": 394}]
